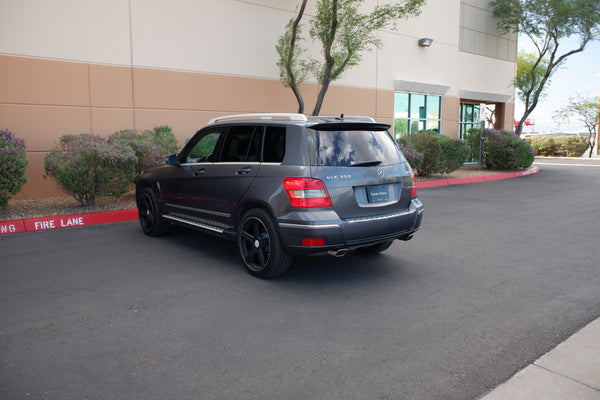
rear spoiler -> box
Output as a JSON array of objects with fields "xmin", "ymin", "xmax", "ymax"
[{"xmin": 308, "ymin": 122, "xmax": 391, "ymax": 131}]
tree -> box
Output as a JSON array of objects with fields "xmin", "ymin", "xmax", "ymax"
[
  {"xmin": 276, "ymin": 0, "xmax": 425, "ymax": 116},
  {"xmin": 515, "ymin": 50, "xmax": 551, "ymax": 109},
  {"xmin": 553, "ymin": 95, "xmax": 599, "ymax": 157},
  {"xmin": 490, "ymin": 0, "xmax": 600, "ymax": 135}
]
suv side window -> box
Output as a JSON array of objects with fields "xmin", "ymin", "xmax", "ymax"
[
  {"xmin": 263, "ymin": 126, "xmax": 286, "ymax": 163},
  {"xmin": 221, "ymin": 126, "xmax": 262, "ymax": 162},
  {"xmin": 185, "ymin": 129, "xmax": 222, "ymax": 163}
]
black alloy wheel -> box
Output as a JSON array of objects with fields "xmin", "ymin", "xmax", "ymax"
[
  {"xmin": 238, "ymin": 208, "xmax": 292, "ymax": 278},
  {"xmin": 137, "ymin": 187, "xmax": 168, "ymax": 236}
]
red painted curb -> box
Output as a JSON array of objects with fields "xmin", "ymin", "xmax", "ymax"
[
  {"xmin": 1, "ymin": 208, "xmax": 138, "ymax": 236},
  {"xmin": 415, "ymin": 166, "xmax": 539, "ymax": 189},
  {"xmin": 1, "ymin": 167, "xmax": 539, "ymax": 236}
]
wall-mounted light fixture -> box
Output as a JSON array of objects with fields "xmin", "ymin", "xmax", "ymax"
[{"xmin": 418, "ymin": 38, "xmax": 433, "ymax": 47}]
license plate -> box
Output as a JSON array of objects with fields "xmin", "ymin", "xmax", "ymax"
[{"xmin": 366, "ymin": 185, "xmax": 389, "ymax": 203}]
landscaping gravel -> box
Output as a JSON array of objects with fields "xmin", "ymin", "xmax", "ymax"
[{"xmin": 1, "ymin": 192, "xmax": 136, "ymax": 221}]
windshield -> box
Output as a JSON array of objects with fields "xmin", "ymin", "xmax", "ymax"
[{"xmin": 306, "ymin": 129, "xmax": 406, "ymax": 167}]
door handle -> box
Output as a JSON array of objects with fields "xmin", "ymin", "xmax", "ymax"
[
  {"xmin": 236, "ymin": 167, "xmax": 252, "ymax": 175},
  {"xmin": 194, "ymin": 168, "xmax": 206, "ymax": 176}
]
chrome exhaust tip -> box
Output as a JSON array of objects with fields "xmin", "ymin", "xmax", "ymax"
[{"xmin": 328, "ymin": 249, "xmax": 348, "ymax": 257}]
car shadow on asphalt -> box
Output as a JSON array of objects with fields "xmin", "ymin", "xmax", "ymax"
[
  {"xmin": 158, "ymin": 226, "xmax": 407, "ymax": 285},
  {"xmin": 283, "ymin": 253, "xmax": 402, "ymax": 284}
]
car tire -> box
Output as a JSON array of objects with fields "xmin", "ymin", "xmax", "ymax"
[
  {"xmin": 357, "ymin": 239, "xmax": 394, "ymax": 254},
  {"xmin": 238, "ymin": 208, "xmax": 292, "ymax": 278},
  {"xmin": 137, "ymin": 187, "xmax": 169, "ymax": 236}
]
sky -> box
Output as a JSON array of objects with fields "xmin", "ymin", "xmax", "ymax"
[{"xmin": 514, "ymin": 36, "xmax": 600, "ymax": 134}]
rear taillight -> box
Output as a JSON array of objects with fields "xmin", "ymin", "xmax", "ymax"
[
  {"xmin": 411, "ymin": 173, "xmax": 417, "ymax": 197},
  {"xmin": 302, "ymin": 238, "xmax": 325, "ymax": 247},
  {"xmin": 283, "ymin": 177, "xmax": 332, "ymax": 208}
]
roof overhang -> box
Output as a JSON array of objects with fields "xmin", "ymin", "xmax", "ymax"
[
  {"xmin": 460, "ymin": 90, "xmax": 512, "ymax": 103},
  {"xmin": 394, "ymin": 80, "xmax": 450, "ymax": 95}
]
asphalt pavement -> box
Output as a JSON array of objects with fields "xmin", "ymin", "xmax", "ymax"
[
  {"xmin": 478, "ymin": 158, "xmax": 600, "ymax": 400},
  {"xmin": 1, "ymin": 162, "xmax": 599, "ymax": 400}
]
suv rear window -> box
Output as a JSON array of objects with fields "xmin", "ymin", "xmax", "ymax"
[{"xmin": 306, "ymin": 129, "xmax": 406, "ymax": 167}]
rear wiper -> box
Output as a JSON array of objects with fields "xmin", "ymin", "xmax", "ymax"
[{"xmin": 347, "ymin": 160, "xmax": 382, "ymax": 167}]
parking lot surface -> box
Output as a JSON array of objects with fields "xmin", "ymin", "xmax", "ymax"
[{"xmin": 1, "ymin": 165, "xmax": 599, "ymax": 400}]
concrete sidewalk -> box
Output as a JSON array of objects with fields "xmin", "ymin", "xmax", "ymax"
[
  {"xmin": 479, "ymin": 317, "xmax": 600, "ymax": 399},
  {"xmin": 534, "ymin": 156, "xmax": 600, "ymax": 166}
]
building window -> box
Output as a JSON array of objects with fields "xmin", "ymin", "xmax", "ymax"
[
  {"xmin": 394, "ymin": 92, "xmax": 441, "ymax": 139},
  {"xmin": 459, "ymin": 102, "xmax": 481, "ymax": 139},
  {"xmin": 459, "ymin": 0, "xmax": 517, "ymax": 62}
]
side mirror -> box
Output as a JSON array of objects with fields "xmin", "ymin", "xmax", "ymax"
[{"xmin": 167, "ymin": 153, "xmax": 180, "ymax": 165}]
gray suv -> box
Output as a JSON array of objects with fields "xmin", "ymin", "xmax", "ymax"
[{"xmin": 136, "ymin": 113, "xmax": 423, "ymax": 278}]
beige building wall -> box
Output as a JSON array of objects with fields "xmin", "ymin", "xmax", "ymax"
[{"xmin": 0, "ymin": 0, "xmax": 515, "ymax": 199}]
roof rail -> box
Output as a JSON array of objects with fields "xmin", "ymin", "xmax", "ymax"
[
  {"xmin": 308, "ymin": 115, "xmax": 376, "ymax": 123},
  {"xmin": 208, "ymin": 113, "xmax": 308, "ymax": 125}
]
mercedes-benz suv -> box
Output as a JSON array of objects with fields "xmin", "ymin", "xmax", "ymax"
[{"xmin": 136, "ymin": 113, "xmax": 423, "ymax": 278}]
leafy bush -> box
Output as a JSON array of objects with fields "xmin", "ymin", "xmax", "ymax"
[
  {"xmin": 108, "ymin": 130, "xmax": 164, "ymax": 178},
  {"xmin": 108, "ymin": 126, "xmax": 179, "ymax": 179},
  {"xmin": 144, "ymin": 125, "xmax": 179, "ymax": 154},
  {"xmin": 0, "ymin": 129, "xmax": 28, "ymax": 209},
  {"xmin": 403, "ymin": 131, "xmax": 470, "ymax": 176},
  {"xmin": 399, "ymin": 143, "xmax": 423, "ymax": 172},
  {"xmin": 438, "ymin": 135, "xmax": 471, "ymax": 173},
  {"xmin": 555, "ymin": 136, "xmax": 588, "ymax": 157},
  {"xmin": 528, "ymin": 136, "xmax": 588, "ymax": 157},
  {"xmin": 464, "ymin": 128, "xmax": 483, "ymax": 162},
  {"xmin": 405, "ymin": 131, "xmax": 442, "ymax": 176},
  {"xmin": 44, "ymin": 134, "xmax": 136, "ymax": 206},
  {"xmin": 483, "ymin": 129, "xmax": 535, "ymax": 169},
  {"xmin": 527, "ymin": 137, "xmax": 557, "ymax": 156}
]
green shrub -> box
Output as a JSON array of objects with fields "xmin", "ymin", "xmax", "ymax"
[
  {"xmin": 406, "ymin": 131, "xmax": 442, "ymax": 176},
  {"xmin": 404, "ymin": 130, "xmax": 470, "ymax": 176},
  {"xmin": 438, "ymin": 135, "xmax": 471, "ymax": 173},
  {"xmin": 464, "ymin": 128, "xmax": 483, "ymax": 162},
  {"xmin": 483, "ymin": 129, "xmax": 535, "ymax": 169},
  {"xmin": 0, "ymin": 129, "xmax": 28, "ymax": 209},
  {"xmin": 44, "ymin": 134, "xmax": 136, "ymax": 206},
  {"xmin": 554, "ymin": 136, "xmax": 588, "ymax": 157},
  {"xmin": 527, "ymin": 136, "xmax": 588, "ymax": 157},
  {"xmin": 108, "ymin": 130, "xmax": 164, "ymax": 178},
  {"xmin": 527, "ymin": 137, "xmax": 557, "ymax": 156},
  {"xmin": 398, "ymin": 143, "xmax": 423, "ymax": 172},
  {"xmin": 108, "ymin": 126, "xmax": 179, "ymax": 179},
  {"xmin": 142, "ymin": 125, "xmax": 179, "ymax": 155}
]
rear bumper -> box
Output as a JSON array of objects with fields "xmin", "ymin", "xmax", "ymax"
[{"xmin": 278, "ymin": 198, "xmax": 423, "ymax": 255}]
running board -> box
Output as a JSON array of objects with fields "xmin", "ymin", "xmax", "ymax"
[{"xmin": 162, "ymin": 214, "xmax": 225, "ymax": 234}]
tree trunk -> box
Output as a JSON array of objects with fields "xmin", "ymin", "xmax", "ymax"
[
  {"xmin": 313, "ymin": 77, "xmax": 331, "ymax": 116},
  {"xmin": 292, "ymin": 86, "xmax": 304, "ymax": 114},
  {"xmin": 287, "ymin": 0, "xmax": 308, "ymax": 114},
  {"xmin": 312, "ymin": 0, "xmax": 338, "ymax": 116}
]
